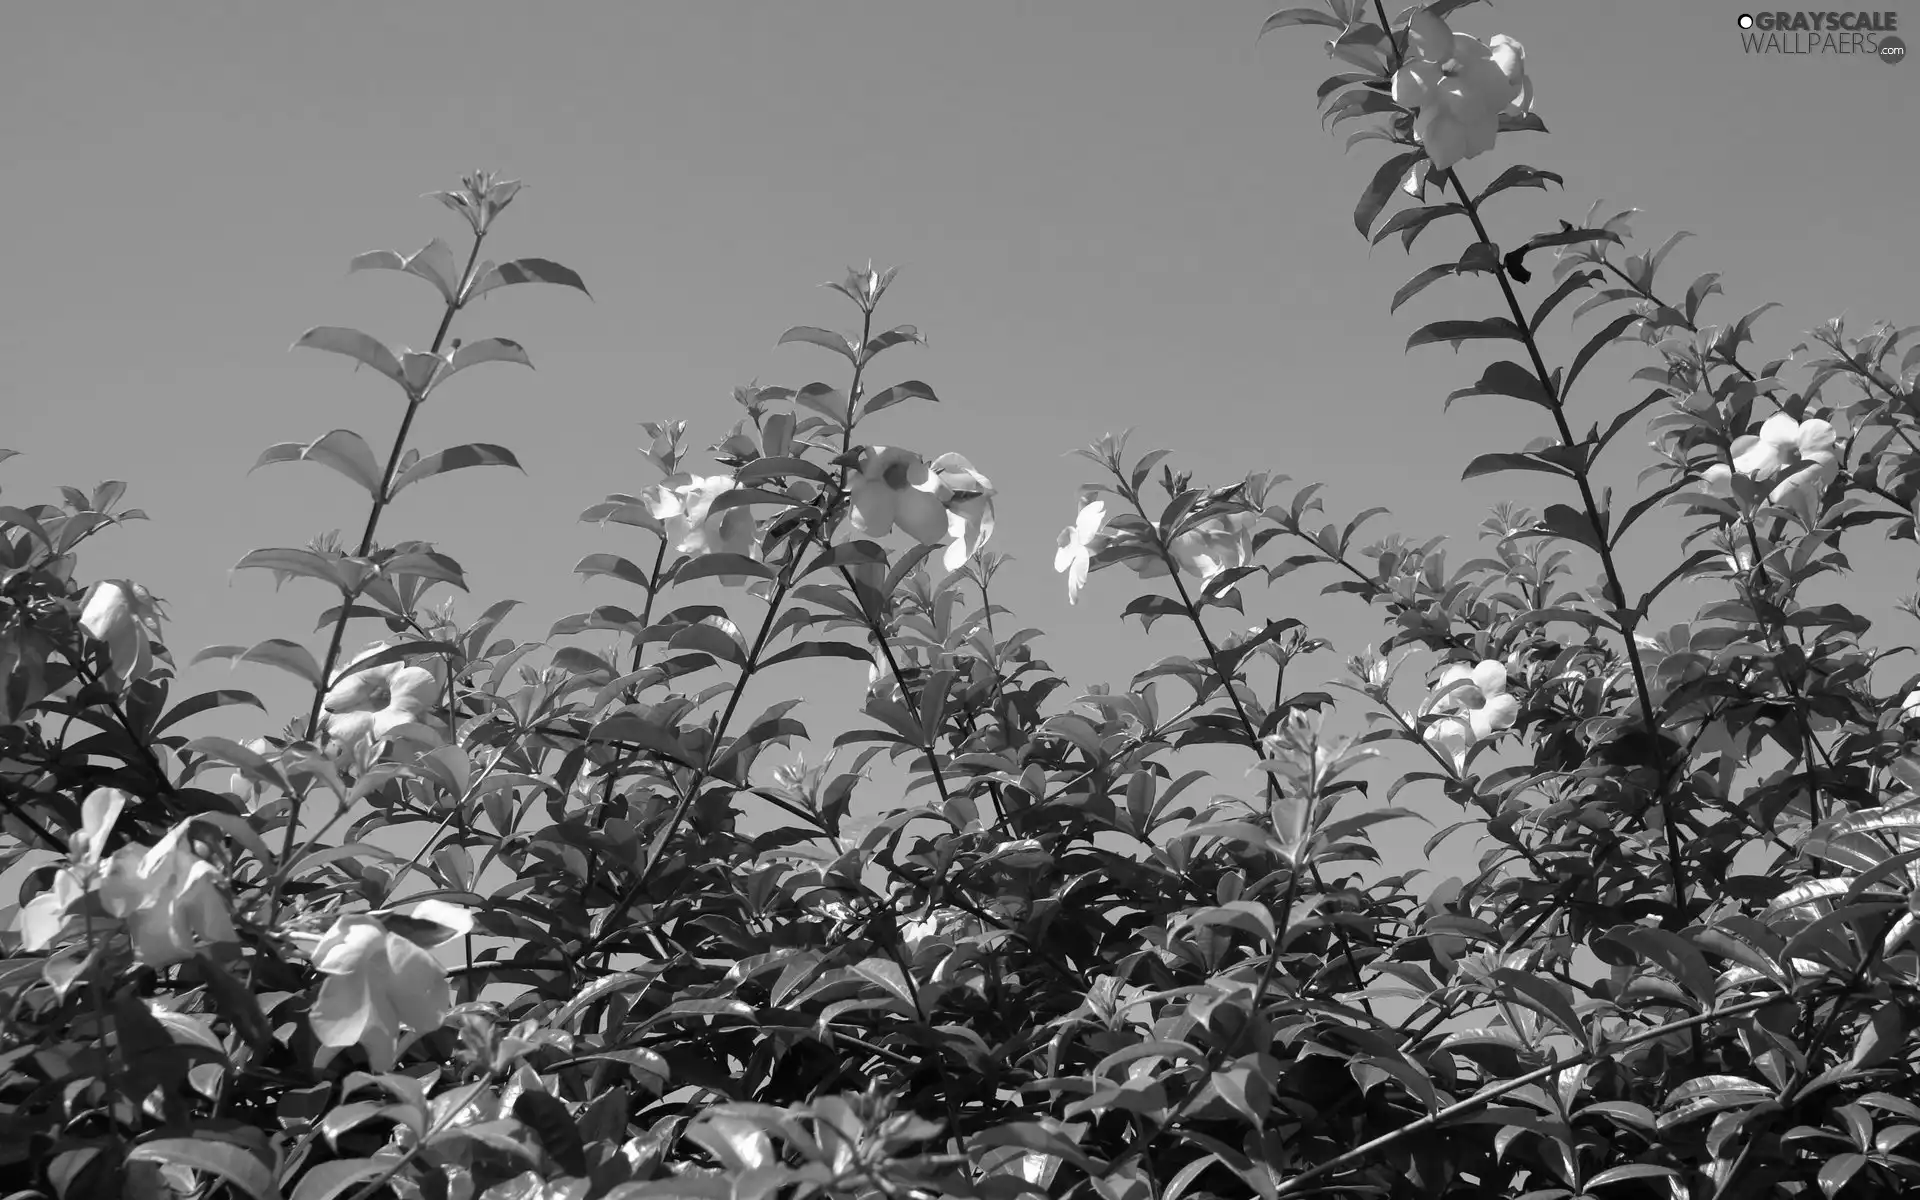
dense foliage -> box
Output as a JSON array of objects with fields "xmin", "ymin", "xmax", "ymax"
[{"xmin": 5, "ymin": 3, "xmax": 1920, "ymax": 1198}]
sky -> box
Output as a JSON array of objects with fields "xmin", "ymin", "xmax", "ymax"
[{"xmin": 3, "ymin": 2, "xmax": 1917, "ymax": 886}]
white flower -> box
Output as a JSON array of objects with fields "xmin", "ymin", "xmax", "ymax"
[
  {"xmin": 96, "ymin": 823, "xmax": 237, "ymax": 967},
  {"xmin": 1702, "ymin": 414, "xmax": 1838, "ymax": 525},
  {"xmin": 1391, "ymin": 9, "xmax": 1533, "ymax": 171},
  {"xmin": 1054, "ymin": 501, "xmax": 1108, "ymax": 604},
  {"xmin": 1129, "ymin": 512, "xmax": 1258, "ymax": 585},
  {"xmin": 849, "ymin": 447, "xmax": 997, "ymax": 570},
  {"xmin": 930, "ymin": 453, "xmax": 997, "ymax": 570},
  {"xmin": 78, "ymin": 580, "xmax": 165, "ymax": 688},
  {"xmin": 851, "ymin": 446, "xmax": 951, "ymax": 546},
  {"xmin": 322, "ymin": 644, "xmax": 442, "ymax": 759},
  {"xmin": 1901, "ymin": 688, "xmax": 1920, "ymax": 722},
  {"xmin": 19, "ymin": 788, "xmax": 127, "ymax": 952},
  {"xmin": 638, "ymin": 474, "xmax": 765, "ymax": 587},
  {"xmin": 1422, "ymin": 659, "xmax": 1519, "ymax": 771},
  {"xmin": 309, "ymin": 913, "xmax": 455, "ymax": 1073}
]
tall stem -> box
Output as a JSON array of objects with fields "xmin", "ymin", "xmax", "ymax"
[{"xmin": 268, "ymin": 230, "xmax": 487, "ymax": 923}]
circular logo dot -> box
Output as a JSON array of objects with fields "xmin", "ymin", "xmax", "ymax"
[
  {"xmin": 1737, "ymin": 13, "xmax": 1754, "ymax": 28},
  {"xmin": 1880, "ymin": 34, "xmax": 1907, "ymax": 63}
]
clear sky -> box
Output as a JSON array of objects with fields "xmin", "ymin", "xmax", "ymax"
[{"xmin": 4, "ymin": 2, "xmax": 1916, "ymax": 877}]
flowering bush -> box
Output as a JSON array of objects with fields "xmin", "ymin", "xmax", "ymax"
[{"xmin": 4, "ymin": 5, "xmax": 1920, "ymax": 1199}]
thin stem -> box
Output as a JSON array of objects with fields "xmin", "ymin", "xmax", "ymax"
[{"xmin": 270, "ymin": 230, "xmax": 488, "ymax": 924}]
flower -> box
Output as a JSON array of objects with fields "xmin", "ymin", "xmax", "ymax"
[
  {"xmin": 851, "ymin": 447, "xmax": 998, "ymax": 569},
  {"xmin": 19, "ymin": 787, "xmax": 127, "ymax": 952},
  {"xmin": 1900, "ymin": 687, "xmax": 1920, "ymax": 722},
  {"xmin": 96, "ymin": 823, "xmax": 236, "ymax": 967},
  {"xmin": 1054, "ymin": 501, "xmax": 1109, "ymax": 604},
  {"xmin": 1129, "ymin": 512, "xmax": 1258, "ymax": 585},
  {"xmin": 309, "ymin": 913, "xmax": 457, "ymax": 1072},
  {"xmin": 1391, "ymin": 9, "xmax": 1533, "ymax": 171},
  {"xmin": 646, "ymin": 474, "xmax": 759, "ymax": 559},
  {"xmin": 930, "ymin": 453, "xmax": 997, "ymax": 570},
  {"xmin": 1422, "ymin": 659, "xmax": 1519, "ymax": 771},
  {"xmin": 1701, "ymin": 413, "xmax": 1838, "ymax": 525},
  {"xmin": 851, "ymin": 446, "xmax": 953, "ymax": 545},
  {"xmin": 322, "ymin": 644, "xmax": 443, "ymax": 759},
  {"xmin": 78, "ymin": 579, "xmax": 165, "ymax": 688}
]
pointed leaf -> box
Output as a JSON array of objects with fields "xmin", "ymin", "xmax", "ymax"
[
  {"xmin": 128, "ymin": 1137, "xmax": 278, "ymax": 1200},
  {"xmin": 1445, "ymin": 360, "xmax": 1554, "ymax": 410},
  {"xmin": 465, "ymin": 258, "xmax": 591, "ymax": 302},
  {"xmin": 1356, "ymin": 152, "xmax": 1422, "ymax": 239},
  {"xmin": 1408, "ymin": 318, "xmax": 1524, "ymax": 351},
  {"xmin": 389, "ymin": 443, "xmax": 523, "ymax": 498},
  {"xmin": 441, "ymin": 337, "xmax": 533, "ymax": 384},
  {"xmin": 252, "ymin": 430, "xmax": 386, "ymax": 498},
  {"xmin": 777, "ymin": 326, "xmax": 857, "ymax": 364},
  {"xmin": 153, "ymin": 689, "xmax": 268, "ymax": 736},
  {"xmin": 293, "ymin": 327, "xmax": 406, "ymax": 389}
]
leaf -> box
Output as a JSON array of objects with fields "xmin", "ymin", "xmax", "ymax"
[
  {"xmin": 1355, "ymin": 151, "xmax": 1421, "ymax": 239},
  {"xmin": 389, "ymin": 443, "xmax": 524, "ymax": 498},
  {"xmin": 1819, "ymin": 1153, "xmax": 1869, "ymax": 1197},
  {"xmin": 1391, "ymin": 263, "xmax": 1463, "ymax": 313},
  {"xmin": 231, "ymin": 547, "xmax": 366, "ymax": 593},
  {"xmin": 197, "ymin": 639, "xmax": 324, "ymax": 688},
  {"xmin": 759, "ymin": 641, "xmax": 875, "ymax": 670},
  {"xmin": 969, "ymin": 1122, "xmax": 1106, "ymax": 1176},
  {"xmin": 1260, "ymin": 7, "xmax": 1343, "ymax": 33},
  {"xmin": 127, "ymin": 1137, "xmax": 279, "ymax": 1200},
  {"xmin": 441, "ymin": 337, "xmax": 533, "ymax": 384},
  {"xmin": 292, "ymin": 327, "xmax": 406, "ymax": 390},
  {"xmin": 1490, "ymin": 968, "xmax": 1587, "ymax": 1042},
  {"xmin": 1374, "ymin": 202, "xmax": 1463, "ymax": 251},
  {"xmin": 674, "ymin": 553, "xmax": 776, "ymax": 584},
  {"xmin": 1407, "ymin": 318, "xmax": 1524, "ymax": 351},
  {"xmin": 669, "ymin": 623, "xmax": 747, "ymax": 666},
  {"xmin": 152, "ymin": 689, "xmax": 267, "ymax": 736},
  {"xmin": 287, "ymin": 1158, "xmax": 390, "ymax": 1200},
  {"xmin": 1519, "ymin": 226, "xmax": 1624, "ymax": 259},
  {"xmin": 1586, "ymin": 1164, "xmax": 1679, "ymax": 1188},
  {"xmin": 777, "ymin": 326, "xmax": 856, "ymax": 364},
  {"xmin": 861, "ymin": 380, "xmax": 939, "ymax": 418},
  {"xmin": 1475, "ymin": 164, "xmax": 1564, "ymax": 204},
  {"xmin": 465, "ymin": 258, "xmax": 591, "ymax": 302},
  {"xmin": 349, "ymin": 238, "xmax": 461, "ymax": 304},
  {"xmin": 1562, "ymin": 312, "xmax": 1642, "ymax": 400},
  {"xmin": 1462, "ymin": 451, "xmax": 1575, "ymax": 482},
  {"xmin": 1530, "ymin": 268, "xmax": 1603, "ymax": 334},
  {"xmin": 252, "ymin": 430, "xmax": 386, "ymax": 498},
  {"xmin": 513, "ymin": 1092, "xmax": 588, "ymax": 1176},
  {"xmin": 794, "ymin": 382, "xmax": 851, "ymax": 426},
  {"xmin": 1445, "ymin": 360, "xmax": 1554, "ymax": 410},
  {"xmin": 1534, "ymin": 503, "xmax": 1605, "ymax": 553},
  {"xmin": 574, "ymin": 553, "xmax": 655, "ymax": 591}
]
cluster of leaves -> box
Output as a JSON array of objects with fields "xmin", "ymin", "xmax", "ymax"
[{"xmin": 3, "ymin": 5, "xmax": 1920, "ymax": 1200}]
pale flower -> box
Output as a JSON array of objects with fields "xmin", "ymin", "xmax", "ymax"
[
  {"xmin": 96, "ymin": 823, "xmax": 236, "ymax": 967},
  {"xmin": 930, "ymin": 453, "xmax": 997, "ymax": 570},
  {"xmin": 1701, "ymin": 413, "xmax": 1838, "ymax": 524},
  {"xmin": 309, "ymin": 913, "xmax": 455, "ymax": 1072},
  {"xmin": 1130, "ymin": 512, "xmax": 1258, "ymax": 585},
  {"xmin": 851, "ymin": 446, "xmax": 952, "ymax": 546},
  {"xmin": 1391, "ymin": 9, "xmax": 1533, "ymax": 171},
  {"xmin": 1054, "ymin": 501, "xmax": 1108, "ymax": 604},
  {"xmin": 1422, "ymin": 659, "xmax": 1519, "ymax": 771},
  {"xmin": 78, "ymin": 579, "xmax": 165, "ymax": 688},
  {"xmin": 322, "ymin": 643, "xmax": 442, "ymax": 759},
  {"xmin": 18, "ymin": 787, "xmax": 127, "ymax": 952},
  {"xmin": 1900, "ymin": 688, "xmax": 1920, "ymax": 722},
  {"xmin": 651, "ymin": 474, "xmax": 759, "ymax": 560}
]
